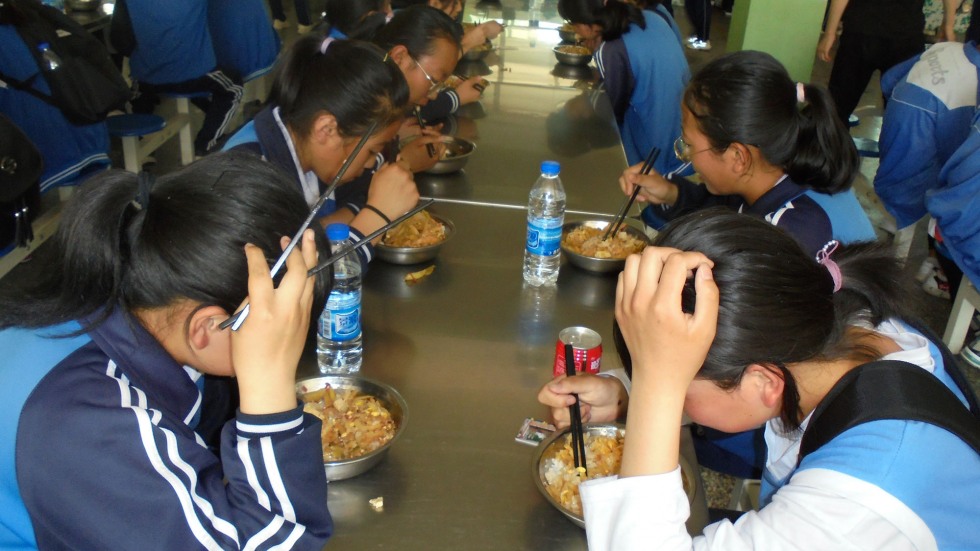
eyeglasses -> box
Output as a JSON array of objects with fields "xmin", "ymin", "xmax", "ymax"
[
  {"xmin": 412, "ymin": 56, "xmax": 448, "ymax": 96},
  {"xmin": 673, "ymin": 136, "xmax": 717, "ymax": 163}
]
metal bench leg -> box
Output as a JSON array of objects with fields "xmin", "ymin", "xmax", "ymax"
[
  {"xmin": 943, "ymin": 278, "xmax": 980, "ymax": 355},
  {"xmin": 120, "ymin": 135, "xmax": 141, "ymax": 173},
  {"xmin": 176, "ymin": 97, "xmax": 195, "ymax": 165}
]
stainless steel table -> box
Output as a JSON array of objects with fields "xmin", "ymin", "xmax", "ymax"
[{"xmin": 294, "ymin": 9, "xmax": 711, "ymax": 548}]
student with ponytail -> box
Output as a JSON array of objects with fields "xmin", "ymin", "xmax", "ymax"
[
  {"xmin": 621, "ymin": 50, "xmax": 876, "ymax": 258},
  {"xmin": 558, "ymin": 0, "xmax": 689, "ymax": 174},
  {"xmin": 552, "ymin": 209, "xmax": 980, "ymax": 549},
  {"xmin": 224, "ymin": 35, "xmax": 419, "ymax": 271},
  {"xmin": 0, "ymin": 153, "xmax": 335, "ymax": 549}
]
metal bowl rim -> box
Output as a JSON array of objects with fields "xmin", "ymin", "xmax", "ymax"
[
  {"xmin": 560, "ymin": 220, "xmax": 650, "ymax": 271},
  {"xmin": 375, "ymin": 212, "xmax": 456, "ymax": 253}
]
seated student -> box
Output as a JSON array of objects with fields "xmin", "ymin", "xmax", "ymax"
[
  {"xmin": 0, "ymin": 27, "xmax": 110, "ymax": 192},
  {"xmin": 0, "ymin": 153, "xmax": 334, "ymax": 549},
  {"xmin": 324, "ymin": 0, "xmax": 391, "ymax": 40},
  {"xmin": 208, "ymin": 0, "xmax": 281, "ymax": 83},
  {"xmin": 559, "ymin": 0, "xmax": 690, "ymax": 174},
  {"xmin": 621, "ymin": 50, "xmax": 875, "ymax": 258},
  {"xmin": 126, "ymin": 0, "xmax": 243, "ymax": 157},
  {"xmin": 224, "ymin": 37, "xmax": 419, "ymax": 271},
  {"xmin": 423, "ymin": 0, "xmax": 504, "ymax": 53},
  {"xmin": 573, "ymin": 209, "xmax": 979, "ymax": 549},
  {"xmin": 874, "ymin": 40, "xmax": 980, "ymax": 297}
]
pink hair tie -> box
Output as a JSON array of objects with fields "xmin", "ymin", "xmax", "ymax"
[
  {"xmin": 319, "ymin": 37, "xmax": 335, "ymax": 54},
  {"xmin": 816, "ymin": 240, "xmax": 842, "ymax": 293},
  {"xmin": 796, "ymin": 82, "xmax": 806, "ymax": 103}
]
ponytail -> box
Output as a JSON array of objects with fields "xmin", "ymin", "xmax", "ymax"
[
  {"xmin": 268, "ymin": 36, "xmax": 409, "ymax": 140},
  {"xmin": 557, "ymin": 0, "xmax": 645, "ymax": 41},
  {"xmin": 0, "ymin": 153, "xmax": 332, "ymax": 332},
  {"xmin": 684, "ymin": 51, "xmax": 858, "ymax": 195}
]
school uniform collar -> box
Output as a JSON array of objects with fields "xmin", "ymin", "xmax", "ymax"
[
  {"xmin": 84, "ymin": 307, "xmax": 201, "ymax": 426},
  {"xmin": 739, "ymin": 174, "xmax": 805, "ymax": 216}
]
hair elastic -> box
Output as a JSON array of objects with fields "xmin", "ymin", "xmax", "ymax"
[
  {"xmin": 796, "ymin": 82, "xmax": 806, "ymax": 103},
  {"xmin": 816, "ymin": 240, "xmax": 842, "ymax": 292},
  {"xmin": 320, "ymin": 37, "xmax": 335, "ymax": 54}
]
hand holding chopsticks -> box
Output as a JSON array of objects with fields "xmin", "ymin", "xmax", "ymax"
[
  {"xmin": 565, "ymin": 344, "xmax": 589, "ymax": 477},
  {"xmin": 603, "ymin": 146, "xmax": 661, "ymax": 241}
]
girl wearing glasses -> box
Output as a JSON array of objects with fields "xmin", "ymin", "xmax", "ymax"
[
  {"xmin": 620, "ymin": 50, "xmax": 876, "ymax": 259},
  {"xmin": 224, "ymin": 36, "xmax": 419, "ymax": 271},
  {"xmin": 0, "ymin": 153, "xmax": 335, "ymax": 549},
  {"xmin": 558, "ymin": 0, "xmax": 690, "ymax": 175}
]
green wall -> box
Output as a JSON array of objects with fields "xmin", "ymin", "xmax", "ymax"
[{"xmin": 727, "ymin": 0, "xmax": 827, "ymax": 82}]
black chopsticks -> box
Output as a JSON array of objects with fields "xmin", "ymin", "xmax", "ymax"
[
  {"xmin": 565, "ymin": 343, "xmax": 588, "ymax": 477},
  {"xmin": 307, "ymin": 199, "xmax": 434, "ymax": 277},
  {"xmin": 220, "ymin": 120, "xmax": 379, "ymax": 331},
  {"xmin": 602, "ymin": 146, "xmax": 661, "ymax": 241},
  {"xmin": 414, "ymin": 106, "xmax": 436, "ymax": 158}
]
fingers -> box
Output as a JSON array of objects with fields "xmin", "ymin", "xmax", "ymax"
[
  {"xmin": 244, "ymin": 243, "xmax": 272, "ymax": 318},
  {"xmin": 691, "ymin": 262, "xmax": 719, "ymax": 335},
  {"xmin": 277, "ymin": 229, "xmax": 314, "ymax": 301},
  {"xmin": 652, "ymin": 251, "xmax": 713, "ymax": 314}
]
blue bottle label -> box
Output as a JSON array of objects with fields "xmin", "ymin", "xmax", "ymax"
[
  {"xmin": 323, "ymin": 290, "xmax": 361, "ymax": 341},
  {"xmin": 526, "ymin": 216, "xmax": 563, "ymax": 256}
]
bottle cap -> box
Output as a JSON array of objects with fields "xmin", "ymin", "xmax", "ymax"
[
  {"xmin": 39, "ymin": 42, "xmax": 50, "ymax": 50},
  {"xmin": 326, "ymin": 223, "xmax": 350, "ymax": 241},
  {"xmin": 540, "ymin": 160, "xmax": 560, "ymax": 176}
]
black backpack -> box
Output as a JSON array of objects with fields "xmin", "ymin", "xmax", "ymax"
[
  {"xmin": 0, "ymin": 0, "xmax": 130, "ymax": 125},
  {"xmin": 0, "ymin": 114, "xmax": 42, "ymax": 252}
]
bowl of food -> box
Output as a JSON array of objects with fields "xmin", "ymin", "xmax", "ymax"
[
  {"xmin": 558, "ymin": 22, "xmax": 578, "ymax": 43},
  {"xmin": 423, "ymin": 135, "xmax": 477, "ymax": 174},
  {"xmin": 561, "ymin": 220, "xmax": 650, "ymax": 273},
  {"xmin": 375, "ymin": 210, "xmax": 454, "ymax": 265},
  {"xmin": 463, "ymin": 41, "xmax": 494, "ymax": 61},
  {"xmin": 297, "ymin": 375, "xmax": 408, "ymax": 481},
  {"xmin": 554, "ymin": 45, "xmax": 592, "ymax": 66},
  {"xmin": 533, "ymin": 424, "xmax": 695, "ymax": 527}
]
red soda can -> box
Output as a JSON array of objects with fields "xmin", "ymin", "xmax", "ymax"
[{"xmin": 553, "ymin": 326, "xmax": 602, "ymax": 377}]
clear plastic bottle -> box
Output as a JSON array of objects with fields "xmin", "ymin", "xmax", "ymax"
[
  {"xmin": 38, "ymin": 42, "xmax": 61, "ymax": 71},
  {"xmin": 316, "ymin": 224, "xmax": 363, "ymax": 374},
  {"xmin": 523, "ymin": 160, "xmax": 565, "ymax": 286}
]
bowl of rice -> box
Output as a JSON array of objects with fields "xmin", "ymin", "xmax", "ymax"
[
  {"xmin": 532, "ymin": 423, "xmax": 695, "ymax": 527},
  {"xmin": 553, "ymin": 45, "xmax": 592, "ymax": 66},
  {"xmin": 560, "ymin": 220, "xmax": 650, "ymax": 273},
  {"xmin": 375, "ymin": 210, "xmax": 454, "ymax": 265},
  {"xmin": 297, "ymin": 375, "xmax": 408, "ymax": 481}
]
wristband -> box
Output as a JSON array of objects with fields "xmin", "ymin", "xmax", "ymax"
[{"xmin": 363, "ymin": 203, "xmax": 391, "ymax": 224}]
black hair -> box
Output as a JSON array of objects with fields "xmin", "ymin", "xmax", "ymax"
[
  {"xmin": 0, "ymin": 152, "xmax": 332, "ymax": 332},
  {"xmin": 683, "ymin": 50, "xmax": 858, "ymax": 194},
  {"xmin": 557, "ymin": 0, "xmax": 646, "ymax": 41},
  {"xmin": 324, "ymin": 0, "xmax": 388, "ymax": 40},
  {"xmin": 268, "ymin": 36, "xmax": 410, "ymax": 140},
  {"xmin": 652, "ymin": 209, "xmax": 918, "ymax": 429},
  {"xmin": 373, "ymin": 5, "xmax": 462, "ymax": 58}
]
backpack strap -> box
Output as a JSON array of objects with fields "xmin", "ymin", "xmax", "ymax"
[
  {"xmin": 904, "ymin": 317, "xmax": 980, "ymax": 415},
  {"xmin": 799, "ymin": 359, "xmax": 980, "ymax": 464}
]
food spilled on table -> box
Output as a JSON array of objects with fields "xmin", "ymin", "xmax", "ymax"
[
  {"xmin": 562, "ymin": 225, "xmax": 647, "ymax": 259},
  {"xmin": 301, "ymin": 385, "xmax": 397, "ymax": 462},
  {"xmin": 382, "ymin": 210, "xmax": 447, "ymax": 248}
]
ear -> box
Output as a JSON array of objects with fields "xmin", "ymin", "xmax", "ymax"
[
  {"xmin": 186, "ymin": 305, "xmax": 234, "ymax": 377},
  {"xmin": 744, "ymin": 363, "xmax": 785, "ymax": 410},
  {"xmin": 311, "ymin": 112, "xmax": 339, "ymax": 145},
  {"xmin": 726, "ymin": 142, "xmax": 752, "ymax": 174},
  {"xmin": 388, "ymin": 44, "xmax": 413, "ymax": 72}
]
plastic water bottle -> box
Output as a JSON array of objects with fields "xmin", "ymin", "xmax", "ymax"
[
  {"xmin": 523, "ymin": 160, "xmax": 565, "ymax": 286},
  {"xmin": 38, "ymin": 42, "xmax": 61, "ymax": 71},
  {"xmin": 316, "ymin": 224, "xmax": 363, "ymax": 374}
]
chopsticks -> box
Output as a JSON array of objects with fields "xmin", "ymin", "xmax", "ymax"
[
  {"xmin": 414, "ymin": 106, "xmax": 436, "ymax": 158},
  {"xmin": 307, "ymin": 199, "xmax": 434, "ymax": 277},
  {"xmin": 602, "ymin": 146, "xmax": 661, "ymax": 241},
  {"xmin": 219, "ymin": 120, "xmax": 379, "ymax": 331},
  {"xmin": 565, "ymin": 343, "xmax": 589, "ymax": 477}
]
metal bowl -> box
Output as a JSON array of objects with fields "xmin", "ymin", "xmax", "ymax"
[
  {"xmin": 553, "ymin": 45, "xmax": 592, "ymax": 67},
  {"xmin": 423, "ymin": 135, "xmax": 477, "ymax": 174},
  {"xmin": 532, "ymin": 423, "xmax": 695, "ymax": 528},
  {"xmin": 558, "ymin": 27, "xmax": 578, "ymax": 43},
  {"xmin": 296, "ymin": 375, "xmax": 408, "ymax": 481},
  {"xmin": 375, "ymin": 213, "xmax": 455, "ymax": 265},
  {"xmin": 561, "ymin": 220, "xmax": 650, "ymax": 273}
]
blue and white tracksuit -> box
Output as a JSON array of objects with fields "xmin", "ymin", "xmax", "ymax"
[
  {"xmin": 224, "ymin": 105, "xmax": 375, "ymax": 270},
  {"xmin": 581, "ymin": 319, "xmax": 980, "ymax": 550},
  {"xmin": 0, "ymin": 27, "xmax": 110, "ymax": 192},
  {"xmin": 207, "ymin": 0, "xmax": 281, "ymax": 82},
  {"xmin": 928, "ymin": 108, "xmax": 980, "ymax": 287},
  {"xmin": 0, "ymin": 308, "xmax": 332, "ymax": 550},
  {"xmin": 127, "ymin": 0, "xmax": 217, "ymax": 86},
  {"xmin": 874, "ymin": 41, "xmax": 980, "ymax": 229},
  {"xmin": 645, "ymin": 174, "xmax": 876, "ymax": 258},
  {"xmin": 594, "ymin": 8, "xmax": 690, "ymax": 174}
]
